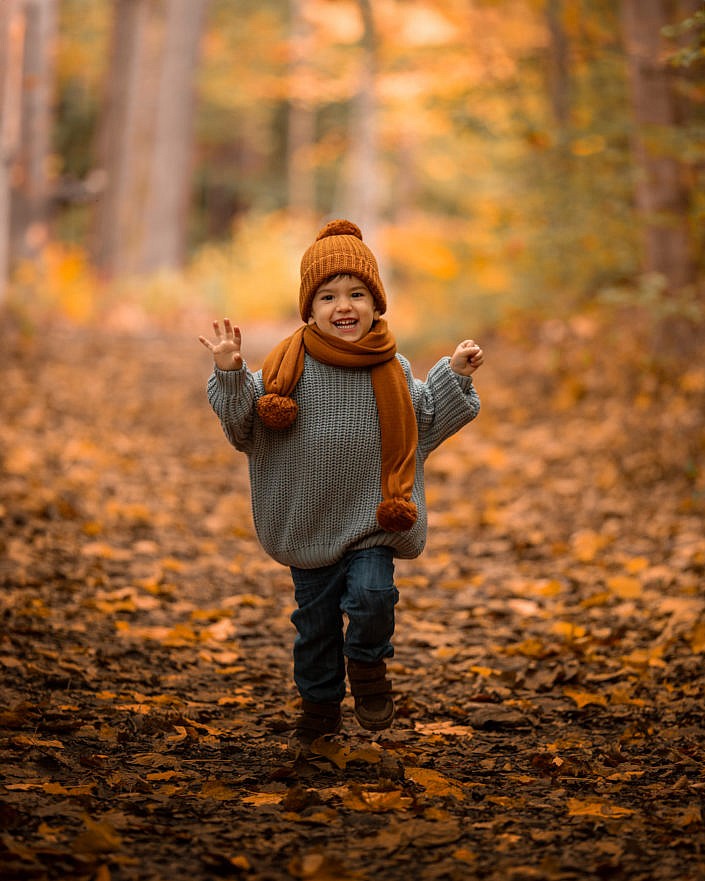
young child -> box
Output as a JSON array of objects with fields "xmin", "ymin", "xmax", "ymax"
[{"xmin": 199, "ymin": 219, "xmax": 483, "ymax": 748}]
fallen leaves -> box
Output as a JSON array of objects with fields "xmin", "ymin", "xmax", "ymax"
[{"xmin": 1, "ymin": 320, "xmax": 704, "ymax": 881}]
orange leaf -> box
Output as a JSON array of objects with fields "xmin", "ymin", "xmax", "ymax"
[
  {"xmin": 607, "ymin": 575, "xmax": 642, "ymax": 599},
  {"xmin": 405, "ymin": 767, "xmax": 465, "ymax": 799},
  {"xmin": 310, "ymin": 740, "xmax": 381, "ymax": 769},
  {"xmin": 564, "ymin": 689, "xmax": 607, "ymax": 709},
  {"xmin": 241, "ymin": 791, "xmax": 285, "ymax": 806},
  {"xmin": 690, "ymin": 618, "xmax": 705, "ymax": 653},
  {"xmin": 571, "ymin": 529, "xmax": 608, "ymax": 563},
  {"xmin": 342, "ymin": 785, "xmax": 412, "ymax": 813},
  {"xmin": 73, "ymin": 817, "xmax": 123, "ymax": 854},
  {"xmin": 567, "ymin": 798, "xmax": 634, "ymax": 819}
]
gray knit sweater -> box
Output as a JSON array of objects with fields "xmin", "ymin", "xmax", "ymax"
[{"xmin": 207, "ymin": 353, "xmax": 480, "ymax": 569}]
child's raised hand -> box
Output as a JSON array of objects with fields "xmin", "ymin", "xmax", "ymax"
[
  {"xmin": 450, "ymin": 339, "xmax": 484, "ymax": 376},
  {"xmin": 199, "ymin": 319, "xmax": 243, "ymax": 371}
]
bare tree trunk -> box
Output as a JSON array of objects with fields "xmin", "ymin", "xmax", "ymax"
[
  {"xmin": 620, "ymin": 0, "xmax": 696, "ymax": 292},
  {"xmin": 546, "ymin": 0, "xmax": 570, "ymax": 132},
  {"xmin": 91, "ymin": 0, "xmax": 207, "ymax": 277},
  {"xmin": 91, "ymin": 0, "xmax": 152, "ymax": 276},
  {"xmin": 287, "ymin": 0, "xmax": 316, "ymax": 216},
  {"xmin": 141, "ymin": 0, "xmax": 208, "ymax": 272},
  {"xmin": 10, "ymin": 0, "xmax": 57, "ymax": 265},
  {"xmin": 344, "ymin": 0, "xmax": 381, "ymax": 249},
  {"xmin": 0, "ymin": 1, "xmax": 25, "ymax": 303}
]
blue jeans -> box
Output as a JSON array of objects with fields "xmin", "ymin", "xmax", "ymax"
[{"xmin": 289, "ymin": 546, "xmax": 398, "ymax": 703}]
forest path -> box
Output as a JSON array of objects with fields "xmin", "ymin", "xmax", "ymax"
[{"xmin": 1, "ymin": 318, "xmax": 704, "ymax": 881}]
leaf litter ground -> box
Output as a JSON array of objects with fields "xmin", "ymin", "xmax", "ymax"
[{"xmin": 1, "ymin": 315, "xmax": 704, "ymax": 881}]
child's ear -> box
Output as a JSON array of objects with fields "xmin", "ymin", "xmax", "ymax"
[
  {"xmin": 373, "ymin": 310, "xmax": 380, "ymax": 320},
  {"xmin": 308, "ymin": 317, "xmax": 316, "ymax": 325}
]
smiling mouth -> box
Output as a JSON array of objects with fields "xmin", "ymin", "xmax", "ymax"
[{"xmin": 333, "ymin": 319, "xmax": 358, "ymax": 328}]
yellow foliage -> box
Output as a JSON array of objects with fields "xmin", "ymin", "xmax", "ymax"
[
  {"xmin": 474, "ymin": 261, "xmax": 510, "ymax": 293},
  {"xmin": 14, "ymin": 244, "xmax": 100, "ymax": 323},
  {"xmin": 382, "ymin": 224, "xmax": 459, "ymax": 280},
  {"xmin": 189, "ymin": 213, "xmax": 304, "ymax": 320},
  {"xmin": 571, "ymin": 134, "xmax": 606, "ymax": 156}
]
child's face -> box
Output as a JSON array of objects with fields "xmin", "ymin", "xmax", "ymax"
[{"xmin": 308, "ymin": 275, "xmax": 379, "ymax": 342}]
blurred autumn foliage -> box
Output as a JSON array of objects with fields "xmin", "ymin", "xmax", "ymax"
[{"xmin": 1, "ymin": 0, "xmax": 704, "ymax": 343}]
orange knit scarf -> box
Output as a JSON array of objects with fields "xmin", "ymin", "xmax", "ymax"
[{"xmin": 256, "ymin": 320, "xmax": 418, "ymax": 532}]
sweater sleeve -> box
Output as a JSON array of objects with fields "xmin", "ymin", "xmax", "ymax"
[
  {"xmin": 402, "ymin": 355, "xmax": 481, "ymax": 460},
  {"xmin": 206, "ymin": 363, "xmax": 261, "ymax": 455}
]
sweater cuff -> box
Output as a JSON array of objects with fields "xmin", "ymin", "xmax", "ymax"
[
  {"xmin": 213, "ymin": 363, "xmax": 248, "ymax": 394},
  {"xmin": 453, "ymin": 371, "xmax": 475, "ymax": 394},
  {"xmin": 440, "ymin": 356, "xmax": 475, "ymax": 394}
]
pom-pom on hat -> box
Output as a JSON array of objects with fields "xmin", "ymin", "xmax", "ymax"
[{"xmin": 299, "ymin": 219, "xmax": 387, "ymax": 322}]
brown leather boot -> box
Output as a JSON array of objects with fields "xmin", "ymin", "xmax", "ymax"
[
  {"xmin": 289, "ymin": 699, "xmax": 342, "ymax": 752},
  {"xmin": 347, "ymin": 658, "xmax": 395, "ymax": 731}
]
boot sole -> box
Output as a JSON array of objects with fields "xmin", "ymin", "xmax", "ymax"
[{"xmin": 354, "ymin": 708, "xmax": 395, "ymax": 731}]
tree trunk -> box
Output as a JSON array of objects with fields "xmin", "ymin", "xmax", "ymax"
[
  {"xmin": 287, "ymin": 0, "xmax": 316, "ymax": 216},
  {"xmin": 91, "ymin": 0, "xmax": 152, "ymax": 276},
  {"xmin": 620, "ymin": 0, "xmax": 695, "ymax": 292},
  {"xmin": 0, "ymin": 1, "xmax": 25, "ymax": 303},
  {"xmin": 343, "ymin": 0, "xmax": 381, "ymax": 249},
  {"xmin": 91, "ymin": 0, "xmax": 208, "ymax": 277},
  {"xmin": 141, "ymin": 0, "xmax": 208, "ymax": 272},
  {"xmin": 10, "ymin": 0, "xmax": 57, "ymax": 266},
  {"xmin": 546, "ymin": 0, "xmax": 570, "ymax": 132}
]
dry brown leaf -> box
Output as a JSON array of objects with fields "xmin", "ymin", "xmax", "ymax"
[
  {"xmin": 405, "ymin": 767, "xmax": 466, "ymax": 799},
  {"xmin": 73, "ymin": 816, "xmax": 123, "ymax": 854},
  {"xmin": 310, "ymin": 739, "xmax": 381, "ymax": 769},
  {"xmin": 241, "ymin": 791, "xmax": 285, "ymax": 806},
  {"xmin": 607, "ymin": 575, "xmax": 643, "ymax": 599},
  {"xmin": 563, "ymin": 689, "xmax": 608, "ymax": 709},
  {"xmin": 199, "ymin": 780, "xmax": 240, "ymax": 801},
  {"xmin": 342, "ymin": 785, "xmax": 413, "ymax": 813},
  {"xmin": 12, "ymin": 735, "xmax": 64, "ymax": 749},
  {"xmin": 289, "ymin": 851, "xmax": 366, "ymax": 880},
  {"xmin": 567, "ymin": 798, "xmax": 635, "ymax": 819}
]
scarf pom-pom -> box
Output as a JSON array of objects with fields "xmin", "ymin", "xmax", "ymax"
[
  {"xmin": 376, "ymin": 498, "xmax": 417, "ymax": 532},
  {"xmin": 257, "ymin": 393, "xmax": 298, "ymax": 429}
]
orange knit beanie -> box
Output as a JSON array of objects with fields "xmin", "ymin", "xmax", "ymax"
[{"xmin": 299, "ymin": 219, "xmax": 387, "ymax": 321}]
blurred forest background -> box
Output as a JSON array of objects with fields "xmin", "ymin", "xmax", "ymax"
[{"xmin": 0, "ymin": 0, "xmax": 703, "ymax": 347}]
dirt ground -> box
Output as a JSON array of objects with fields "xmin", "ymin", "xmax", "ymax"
[{"xmin": 1, "ymin": 314, "xmax": 704, "ymax": 881}]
